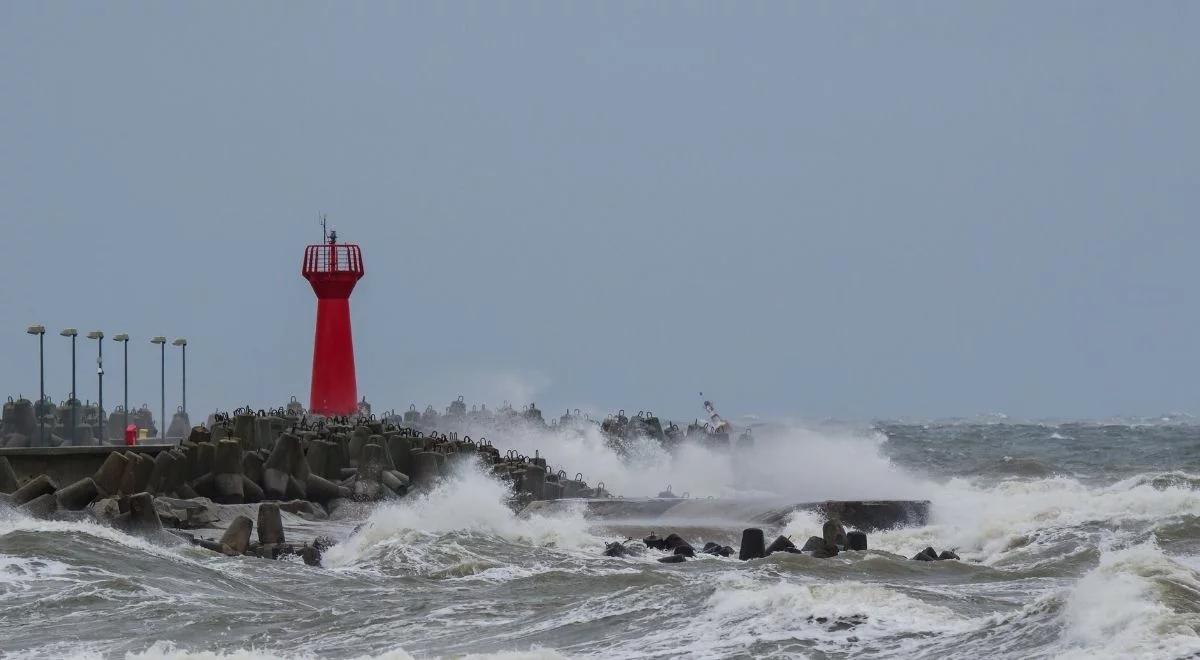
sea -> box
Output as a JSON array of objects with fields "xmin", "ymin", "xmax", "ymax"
[{"xmin": 2, "ymin": 417, "xmax": 1199, "ymax": 659}]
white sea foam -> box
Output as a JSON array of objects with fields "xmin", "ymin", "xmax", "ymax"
[
  {"xmin": 594, "ymin": 570, "xmax": 970, "ymax": 659},
  {"xmin": 456, "ymin": 420, "xmax": 925, "ymax": 501},
  {"xmin": 323, "ymin": 461, "xmax": 601, "ymax": 571},
  {"xmin": 1056, "ymin": 543, "xmax": 1200, "ymax": 659},
  {"xmin": 866, "ymin": 474, "xmax": 1200, "ymax": 565}
]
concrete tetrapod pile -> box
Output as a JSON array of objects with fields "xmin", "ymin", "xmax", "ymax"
[{"xmin": 0, "ymin": 412, "xmax": 591, "ymax": 566}]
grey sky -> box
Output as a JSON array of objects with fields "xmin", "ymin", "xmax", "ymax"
[{"xmin": 2, "ymin": 2, "xmax": 1197, "ymax": 421}]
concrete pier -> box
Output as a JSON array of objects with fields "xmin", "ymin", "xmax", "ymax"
[{"xmin": 0, "ymin": 445, "xmax": 175, "ymax": 489}]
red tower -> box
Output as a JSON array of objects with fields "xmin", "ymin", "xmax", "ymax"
[{"xmin": 302, "ymin": 229, "xmax": 364, "ymax": 416}]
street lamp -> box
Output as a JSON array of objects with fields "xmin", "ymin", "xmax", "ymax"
[
  {"xmin": 26, "ymin": 325, "xmax": 45, "ymax": 443},
  {"xmin": 87, "ymin": 331, "xmax": 104, "ymax": 441},
  {"xmin": 60, "ymin": 328, "xmax": 78, "ymax": 443},
  {"xmin": 113, "ymin": 334, "xmax": 129, "ymax": 436},
  {"xmin": 172, "ymin": 338, "xmax": 187, "ymax": 417},
  {"xmin": 151, "ymin": 336, "xmax": 166, "ymax": 440}
]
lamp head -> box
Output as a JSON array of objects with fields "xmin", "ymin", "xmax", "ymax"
[
  {"xmin": 87, "ymin": 331, "xmax": 104, "ymax": 340},
  {"xmin": 60, "ymin": 328, "xmax": 77, "ymax": 337},
  {"xmin": 26, "ymin": 325, "xmax": 45, "ymax": 335},
  {"xmin": 172, "ymin": 338, "xmax": 187, "ymax": 347},
  {"xmin": 150, "ymin": 336, "xmax": 166, "ymax": 345},
  {"xmin": 112, "ymin": 333, "xmax": 129, "ymax": 342}
]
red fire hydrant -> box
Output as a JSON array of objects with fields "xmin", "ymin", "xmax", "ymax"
[{"xmin": 124, "ymin": 424, "xmax": 137, "ymax": 446}]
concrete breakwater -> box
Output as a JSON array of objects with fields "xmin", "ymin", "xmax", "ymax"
[{"xmin": 0, "ymin": 410, "xmax": 599, "ymax": 564}]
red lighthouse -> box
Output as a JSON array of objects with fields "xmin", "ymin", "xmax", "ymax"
[{"xmin": 302, "ymin": 226, "xmax": 364, "ymax": 416}]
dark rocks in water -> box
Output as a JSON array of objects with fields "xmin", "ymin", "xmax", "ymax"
[
  {"xmin": 847, "ymin": 530, "xmax": 868, "ymax": 551},
  {"xmin": 701, "ymin": 541, "xmax": 733, "ymax": 557},
  {"xmin": 128, "ymin": 492, "xmax": 160, "ymax": 529},
  {"xmin": 11, "ymin": 474, "xmax": 57, "ymax": 506},
  {"xmin": 603, "ymin": 541, "xmax": 628, "ymax": 557},
  {"xmin": 673, "ymin": 544, "xmax": 695, "ymax": 557},
  {"xmin": 54, "ymin": 477, "xmax": 99, "ymax": 510},
  {"xmin": 765, "ymin": 535, "xmax": 796, "ymax": 555},
  {"xmin": 643, "ymin": 533, "xmax": 666, "ymax": 550},
  {"xmin": 739, "ymin": 528, "xmax": 766, "ymax": 561},
  {"xmin": 811, "ymin": 544, "xmax": 840, "ymax": 559},
  {"xmin": 300, "ymin": 544, "xmax": 322, "ymax": 566},
  {"xmin": 220, "ymin": 515, "xmax": 254, "ymax": 556},
  {"xmin": 938, "ymin": 550, "xmax": 960, "ymax": 560},
  {"xmin": 257, "ymin": 502, "xmax": 285, "ymax": 545},
  {"xmin": 663, "ymin": 533, "xmax": 689, "ymax": 551},
  {"xmin": 800, "ymin": 536, "xmax": 826, "ymax": 552},
  {"xmin": 822, "ymin": 519, "xmax": 848, "ymax": 550},
  {"xmin": 912, "ymin": 547, "xmax": 939, "ymax": 561},
  {"xmin": 808, "ymin": 614, "xmax": 868, "ymax": 632},
  {"xmin": 657, "ymin": 554, "xmax": 686, "ymax": 564},
  {"xmin": 313, "ymin": 535, "xmax": 337, "ymax": 553}
]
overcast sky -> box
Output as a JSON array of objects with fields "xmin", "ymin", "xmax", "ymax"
[{"xmin": 2, "ymin": 2, "xmax": 1197, "ymax": 422}]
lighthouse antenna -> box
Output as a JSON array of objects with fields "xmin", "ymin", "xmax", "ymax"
[{"xmin": 320, "ymin": 213, "xmax": 328, "ymax": 244}]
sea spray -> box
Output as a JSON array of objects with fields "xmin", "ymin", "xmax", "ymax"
[{"xmin": 324, "ymin": 460, "xmax": 601, "ymax": 572}]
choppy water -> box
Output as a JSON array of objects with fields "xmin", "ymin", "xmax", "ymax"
[{"xmin": 3, "ymin": 420, "xmax": 1200, "ymax": 659}]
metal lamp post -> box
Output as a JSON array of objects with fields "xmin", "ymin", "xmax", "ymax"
[
  {"xmin": 151, "ymin": 336, "xmax": 166, "ymax": 439},
  {"xmin": 172, "ymin": 338, "xmax": 187, "ymax": 416},
  {"xmin": 26, "ymin": 325, "xmax": 46, "ymax": 443},
  {"xmin": 113, "ymin": 334, "xmax": 130, "ymax": 435},
  {"xmin": 60, "ymin": 328, "xmax": 78, "ymax": 443},
  {"xmin": 87, "ymin": 331, "xmax": 104, "ymax": 441}
]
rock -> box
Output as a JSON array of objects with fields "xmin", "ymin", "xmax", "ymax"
[
  {"xmin": 278, "ymin": 499, "xmax": 325, "ymax": 519},
  {"xmin": 822, "ymin": 519, "xmax": 848, "ymax": 550},
  {"xmin": 55, "ymin": 477, "xmax": 100, "ymax": 510},
  {"xmin": 847, "ymin": 530, "xmax": 868, "ymax": 551},
  {"xmin": 148, "ymin": 451, "xmax": 178, "ymax": 495},
  {"xmin": 241, "ymin": 475, "xmax": 265, "ymax": 503},
  {"xmin": 938, "ymin": 550, "xmax": 960, "ymax": 561},
  {"xmin": 242, "ymin": 452, "xmax": 265, "ymax": 487},
  {"xmin": 657, "ymin": 554, "xmax": 687, "ymax": 563},
  {"xmin": 381, "ymin": 470, "xmax": 409, "ymax": 496},
  {"xmin": 263, "ymin": 434, "xmax": 305, "ymax": 500},
  {"xmin": 663, "ymin": 533, "xmax": 689, "ymax": 551},
  {"xmin": 912, "ymin": 547, "xmax": 939, "ymax": 561},
  {"xmin": 305, "ymin": 473, "xmax": 345, "ymax": 503},
  {"xmin": 0, "ymin": 456, "xmax": 19, "ymax": 493},
  {"xmin": 765, "ymin": 535, "xmax": 796, "ymax": 555},
  {"xmin": 643, "ymin": 533, "xmax": 666, "ymax": 550},
  {"xmin": 673, "ymin": 544, "xmax": 695, "ymax": 557},
  {"xmin": 92, "ymin": 452, "xmax": 128, "ymax": 496},
  {"xmin": 152, "ymin": 497, "xmax": 219, "ymax": 529},
  {"xmin": 220, "ymin": 515, "xmax": 254, "ymax": 555},
  {"xmin": 125, "ymin": 492, "xmax": 164, "ymax": 533},
  {"xmin": 739, "ymin": 528, "xmax": 766, "ymax": 561},
  {"xmin": 800, "ymin": 536, "xmax": 826, "ymax": 552},
  {"xmin": 603, "ymin": 541, "xmax": 627, "ymax": 557},
  {"xmin": 257, "ymin": 502, "xmax": 285, "ymax": 545},
  {"xmin": 212, "ymin": 439, "xmax": 246, "ymax": 504},
  {"xmin": 410, "ymin": 452, "xmax": 441, "ymax": 488},
  {"xmin": 811, "ymin": 544, "xmax": 840, "ymax": 559},
  {"xmin": 300, "ymin": 544, "xmax": 321, "ymax": 566},
  {"xmin": 312, "ymin": 535, "xmax": 337, "ymax": 553},
  {"xmin": 11, "ymin": 474, "xmax": 57, "ymax": 506},
  {"xmin": 18, "ymin": 492, "xmax": 59, "ymax": 518},
  {"xmin": 88, "ymin": 496, "xmax": 122, "ymax": 524}
]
